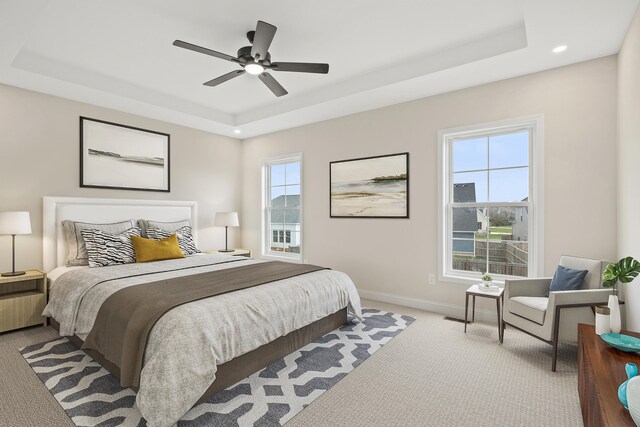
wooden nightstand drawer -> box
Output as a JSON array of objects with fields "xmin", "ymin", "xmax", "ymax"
[
  {"xmin": 0, "ymin": 270, "xmax": 47, "ymax": 333},
  {"xmin": 0, "ymin": 292, "xmax": 46, "ymax": 332}
]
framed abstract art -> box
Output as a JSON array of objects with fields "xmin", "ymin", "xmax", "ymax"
[{"xmin": 80, "ymin": 116, "xmax": 170, "ymax": 192}]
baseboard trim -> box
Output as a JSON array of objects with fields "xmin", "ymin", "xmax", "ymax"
[{"xmin": 358, "ymin": 288, "xmax": 500, "ymax": 324}]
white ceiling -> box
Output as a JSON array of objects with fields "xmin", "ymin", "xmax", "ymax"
[{"xmin": 1, "ymin": 0, "xmax": 637, "ymax": 139}]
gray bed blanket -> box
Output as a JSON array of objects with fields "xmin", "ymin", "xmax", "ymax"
[{"xmin": 83, "ymin": 261, "xmax": 327, "ymax": 388}]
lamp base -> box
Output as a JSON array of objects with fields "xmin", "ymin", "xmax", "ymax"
[
  {"xmin": 218, "ymin": 249, "xmax": 235, "ymax": 253},
  {"xmin": 2, "ymin": 271, "xmax": 26, "ymax": 277}
]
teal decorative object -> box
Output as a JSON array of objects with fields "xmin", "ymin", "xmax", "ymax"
[
  {"xmin": 619, "ymin": 363, "xmax": 639, "ymax": 410},
  {"xmin": 601, "ymin": 333, "xmax": 640, "ymax": 353}
]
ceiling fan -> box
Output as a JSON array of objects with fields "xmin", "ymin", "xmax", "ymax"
[{"xmin": 173, "ymin": 20, "xmax": 329, "ymax": 97}]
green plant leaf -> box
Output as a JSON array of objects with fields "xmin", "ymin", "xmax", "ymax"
[
  {"xmin": 601, "ymin": 257, "xmax": 640, "ymax": 287},
  {"xmin": 617, "ymin": 256, "xmax": 640, "ymax": 283},
  {"xmin": 602, "ymin": 263, "xmax": 618, "ymax": 287}
]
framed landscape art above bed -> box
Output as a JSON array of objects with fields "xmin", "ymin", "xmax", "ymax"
[
  {"xmin": 330, "ymin": 152, "xmax": 409, "ymax": 218},
  {"xmin": 80, "ymin": 116, "xmax": 170, "ymax": 192}
]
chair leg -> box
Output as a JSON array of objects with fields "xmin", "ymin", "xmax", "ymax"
[{"xmin": 551, "ymin": 306, "xmax": 562, "ymax": 372}]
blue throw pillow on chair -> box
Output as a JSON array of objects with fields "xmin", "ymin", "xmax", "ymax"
[{"xmin": 547, "ymin": 265, "xmax": 589, "ymax": 296}]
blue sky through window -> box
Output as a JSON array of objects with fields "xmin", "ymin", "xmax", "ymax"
[
  {"xmin": 490, "ymin": 132, "xmax": 528, "ymax": 168},
  {"xmin": 270, "ymin": 161, "xmax": 301, "ymax": 205},
  {"xmin": 453, "ymin": 131, "xmax": 529, "ymax": 202},
  {"xmin": 286, "ymin": 162, "xmax": 300, "ymax": 185}
]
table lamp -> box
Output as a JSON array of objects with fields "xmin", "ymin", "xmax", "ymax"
[
  {"xmin": 214, "ymin": 212, "xmax": 239, "ymax": 252},
  {"xmin": 0, "ymin": 211, "xmax": 32, "ymax": 277}
]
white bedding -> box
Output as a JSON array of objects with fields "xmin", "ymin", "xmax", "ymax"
[{"xmin": 43, "ymin": 255, "xmax": 362, "ymax": 427}]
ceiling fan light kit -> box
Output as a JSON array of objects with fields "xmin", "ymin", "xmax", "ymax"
[
  {"xmin": 244, "ymin": 63, "xmax": 264, "ymax": 75},
  {"xmin": 173, "ymin": 20, "xmax": 329, "ymax": 97}
]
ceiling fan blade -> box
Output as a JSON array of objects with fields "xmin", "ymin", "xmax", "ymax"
[
  {"xmin": 173, "ymin": 40, "xmax": 237, "ymax": 63},
  {"xmin": 251, "ymin": 21, "xmax": 277, "ymax": 60},
  {"xmin": 270, "ymin": 62, "xmax": 329, "ymax": 74},
  {"xmin": 258, "ymin": 72, "xmax": 288, "ymax": 97},
  {"xmin": 203, "ymin": 70, "xmax": 245, "ymax": 87}
]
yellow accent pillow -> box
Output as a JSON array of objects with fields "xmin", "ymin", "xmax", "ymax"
[{"xmin": 131, "ymin": 234, "xmax": 185, "ymax": 263}]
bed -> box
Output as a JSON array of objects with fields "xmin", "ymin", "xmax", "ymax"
[{"xmin": 42, "ymin": 197, "xmax": 362, "ymax": 427}]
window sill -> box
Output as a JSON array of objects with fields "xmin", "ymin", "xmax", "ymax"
[{"xmin": 440, "ymin": 273, "xmax": 506, "ymax": 287}]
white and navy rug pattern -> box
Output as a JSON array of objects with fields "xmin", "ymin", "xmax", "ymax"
[{"xmin": 20, "ymin": 309, "xmax": 414, "ymax": 426}]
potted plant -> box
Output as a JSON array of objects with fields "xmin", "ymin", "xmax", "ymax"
[
  {"xmin": 481, "ymin": 273, "xmax": 493, "ymax": 288},
  {"xmin": 602, "ymin": 256, "xmax": 640, "ymax": 333}
]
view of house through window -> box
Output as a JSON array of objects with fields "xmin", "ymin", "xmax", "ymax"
[
  {"xmin": 449, "ymin": 128, "xmax": 531, "ymax": 278},
  {"xmin": 264, "ymin": 157, "xmax": 302, "ymax": 257}
]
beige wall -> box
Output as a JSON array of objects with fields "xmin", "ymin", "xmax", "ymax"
[
  {"xmin": 242, "ymin": 56, "xmax": 618, "ymax": 316},
  {"xmin": 618, "ymin": 6, "xmax": 640, "ymax": 332},
  {"xmin": 0, "ymin": 53, "xmax": 621, "ymax": 320},
  {"xmin": 0, "ymin": 84, "xmax": 243, "ymax": 273}
]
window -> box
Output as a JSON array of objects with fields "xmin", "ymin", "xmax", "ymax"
[
  {"xmin": 438, "ymin": 117, "xmax": 543, "ymax": 283},
  {"xmin": 263, "ymin": 154, "xmax": 302, "ymax": 260}
]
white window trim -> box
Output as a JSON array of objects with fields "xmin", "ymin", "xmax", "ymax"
[
  {"xmin": 261, "ymin": 153, "xmax": 304, "ymax": 263},
  {"xmin": 437, "ymin": 115, "xmax": 544, "ymax": 285}
]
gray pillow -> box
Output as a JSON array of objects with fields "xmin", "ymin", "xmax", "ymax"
[
  {"xmin": 138, "ymin": 219, "xmax": 191, "ymax": 237},
  {"xmin": 62, "ymin": 219, "xmax": 137, "ymax": 266}
]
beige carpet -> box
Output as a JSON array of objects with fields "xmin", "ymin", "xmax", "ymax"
[{"xmin": 0, "ymin": 299, "xmax": 583, "ymax": 426}]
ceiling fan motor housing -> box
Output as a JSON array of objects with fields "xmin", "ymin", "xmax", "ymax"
[{"xmin": 237, "ymin": 46, "xmax": 270, "ymax": 64}]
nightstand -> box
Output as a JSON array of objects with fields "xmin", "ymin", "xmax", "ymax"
[
  {"xmin": 0, "ymin": 270, "xmax": 47, "ymax": 333},
  {"xmin": 204, "ymin": 249, "xmax": 252, "ymax": 258}
]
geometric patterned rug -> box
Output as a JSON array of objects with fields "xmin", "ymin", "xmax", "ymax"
[{"xmin": 20, "ymin": 309, "xmax": 414, "ymax": 426}]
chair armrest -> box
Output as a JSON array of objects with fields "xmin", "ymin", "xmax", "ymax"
[
  {"xmin": 504, "ymin": 277, "xmax": 552, "ymax": 299},
  {"xmin": 548, "ymin": 288, "xmax": 613, "ymax": 307}
]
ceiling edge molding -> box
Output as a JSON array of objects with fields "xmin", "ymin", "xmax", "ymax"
[
  {"xmin": 236, "ymin": 23, "xmax": 528, "ymax": 125},
  {"xmin": 11, "ymin": 50, "xmax": 234, "ymax": 124}
]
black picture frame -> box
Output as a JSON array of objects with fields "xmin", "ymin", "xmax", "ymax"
[
  {"xmin": 80, "ymin": 116, "xmax": 171, "ymax": 193},
  {"xmin": 329, "ymin": 152, "xmax": 410, "ymax": 219}
]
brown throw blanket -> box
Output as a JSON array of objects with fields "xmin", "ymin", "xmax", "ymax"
[{"xmin": 82, "ymin": 261, "xmax": 327, "ymax": 388}]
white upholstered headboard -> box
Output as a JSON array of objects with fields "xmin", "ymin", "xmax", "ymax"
[{"xmin": 43, "ymin": 197, "xmax": 198, "ymax": 272}]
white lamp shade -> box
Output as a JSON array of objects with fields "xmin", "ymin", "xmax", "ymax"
[
  {"xmin": 0, "ymin": 211, "xmax": 32, "ymax": 235},
  {"xmin": 214, "ymin": 212, "xmax": 239, "ymax": 227}
]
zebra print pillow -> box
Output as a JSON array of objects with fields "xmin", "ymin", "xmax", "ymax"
[
  {"xmin": 80, "ymin": 227, "xmax": 142, "ymax": 268},
  {"xmin": 145, "ymin": 226, "xmax": 200, "ymax": 256}
]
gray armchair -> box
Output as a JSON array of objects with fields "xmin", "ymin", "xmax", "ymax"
[{"xmin": 503, "ymin": 255, "xmax": 616, "ymax": 371}]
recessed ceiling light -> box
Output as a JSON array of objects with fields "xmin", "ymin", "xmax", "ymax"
[
  {"xmin": 552, "ymin": 45, "xmax": 568, "ymax": 54},
  {"xmin": 233, "ymin": 129, "xmax": 241, "ymax": 135}
]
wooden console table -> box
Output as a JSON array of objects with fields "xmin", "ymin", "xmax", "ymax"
[{"xmin": 578, "ymin": 323, "xmax": 639, "ymax": 426}]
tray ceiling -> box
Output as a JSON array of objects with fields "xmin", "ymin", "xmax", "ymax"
[{"xmin": 1, "ymin": 0, "xmax": 637, "ymax": 138}]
